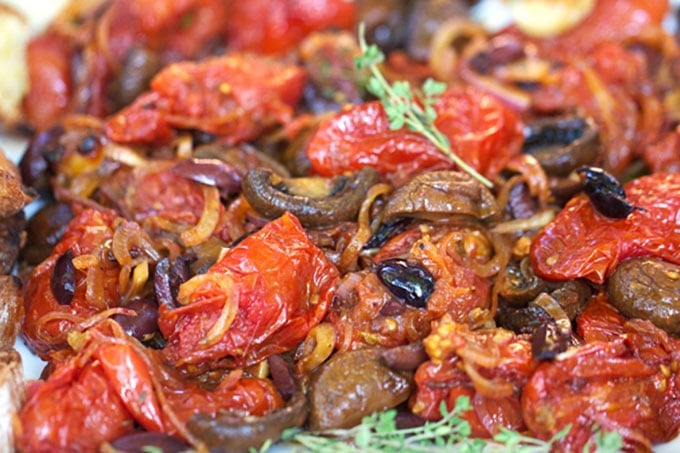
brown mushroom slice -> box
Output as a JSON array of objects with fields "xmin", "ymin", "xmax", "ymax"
[
  {"xmin": 382, "ymin": 170, "xmax": 499, "ymax": 221},
  {"xmin": 607, "ymin": 257, "xmax": 680, "ymax": 335},
  {"xmin": 187, "ymin": 392, "xmax": 308, "ymax": 453},
  {"xmin": 522, "ymin": 115, "xmax": 600, "ymax": 177},
  {"xmin": 242, "ymin": 167, "xmax": 379, "ymax": 228},
  {"xmin": 308, "ymin": 347, "xmax": 413, "ymax": 431},
  {"xmin": 497, "ymin": 256, "xmax": 549, "ymax": 307}
]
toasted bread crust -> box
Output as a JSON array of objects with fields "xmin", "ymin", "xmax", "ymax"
[
  {"xmin": 0, "ymin": 349, "xmax": 25, "ymax": 453},
  {"xmin": 0, "ymin": 276, "xmax": 23, "ymax": 351}
]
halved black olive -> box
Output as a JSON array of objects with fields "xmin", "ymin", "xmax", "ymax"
[
  {"xmin": 51, "ymin": 250, "xmax": 76, "ymax": 305},
  {"xmin": 242, "ymin": 167, "xmax": 379, "ymax": 227},
  {"xmin": 112, "ymin": 297, "xmax": 159, "ymax": 341},
  {"xmin": 19, "ymin": 124, "xmax": 64, "ymax": 195},
  {"xmin": 375, "ymin": 258, "xmax": 435, "ymax": 309},
  {"xmin": 576, "ymin": 166, "xmax": 643, "ymax": 218},
  {"xmin": 523, "ymin": 116, "xmax": 600, "ymax": 177},
  {"xmin": 171, "ymin": 157, "xmax": 242, "ymax": 196}
]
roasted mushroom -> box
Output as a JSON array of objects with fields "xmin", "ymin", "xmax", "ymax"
[
  {"xmin": 382, "ymin": 170, "xmax": 499, "ymax": 222},
  {"xmin": 522, "ymin": 115, "xmax": 600, "ymax": 177},
  {"xmin": 577, "ymin": 165, "xmax": 643, "ymax": 219},
  {"xmin": 307, "ymin": 347, "xmax": 413, "ymax": 431},
  {"xmin": 242, "ymin": 167, "xmax": 379, "ymax": 228},
  {"xmin": 608, "ymin": 257, "xmax": 680, "ymax": 335}
]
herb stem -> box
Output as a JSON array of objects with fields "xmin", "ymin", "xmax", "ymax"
[{"xmin": 356, "ymin": 23, "xmax": 493, "ymax": 189}]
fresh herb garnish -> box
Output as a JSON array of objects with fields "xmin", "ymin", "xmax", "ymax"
[
  {"xmin": 354, "ymin": 23, "xmax": 494, "ymax": 189},
  {"xmin": 278, "ymin": 396, "xmax": 596, "ymax": 452}
]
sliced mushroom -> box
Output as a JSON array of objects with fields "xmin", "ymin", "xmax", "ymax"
[
  {"xmin": 356, "ymin": 0, "xmax": 410, "ymax": 52},
  {"xmin": 608, "ymin": 257, "xmax": 680, "ymax": 335},
  {"xmin": 242, "ymin": 167, "xmax": 379, "ymax": 227},
  {"xmin": 522, "ymin": 115, "xmax": 600, "ymax": 177},
  {"xmin": 308, "ymin": 347, "xmax": 412, "ymax": 430},
  {"xmin": 382, "ymin": 170, "xmax": 499, "ymax": 222},
  {"xmin": 497, "ymin": 256, "xmax": 549, "ymax": 307},
  {"xmin": 187, "ymin": 392, "xmax": 308, "ymax": 453}
]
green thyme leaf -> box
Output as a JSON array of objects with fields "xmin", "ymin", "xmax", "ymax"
[{"xmin": 355, "ymin": 22, "xmax": 493, "ymax": 188}]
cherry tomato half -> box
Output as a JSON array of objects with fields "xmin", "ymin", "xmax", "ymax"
[
  {"xmin": 306, "ymin": 87, "xmax": 523, "ymax": 184},
  {"xmin": 159, "ymin": 212, "xmax": 340, "ymax": 370},
  {"xmin": 530, "ymin": 173, "xmax": 680, "ymax": 284}
]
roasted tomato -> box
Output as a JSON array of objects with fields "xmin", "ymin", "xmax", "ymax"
[
  {"xmin": 159, "ymin": 212, "xmax": 339, "ymax": 370},
  {"xmin": 529, "ymin": 42, "xmax": 662, "ymax": 175},
  {"xmin": 330, "ymin": 225, "xmax": 494, "ymax": 351},
  {"xmin": 105, "ymin": 53, "xmax": 307, "ymax": 145},
  {"xmin": 575, "ymin": 293, "xmax": 626, "ymax": 343},
  {"xmin": 23, "ymin": 31, "xmax": 73, "ymax": 131},
  {"xmin": 522, "ymin": 319, "xmax": 680, "ymax": 451},
  {"xmin": 22, "ymin": 208, "xmax": 122, "ymax": 356},
  {"xmin": 410, "ymin": 315, "xmax": 536, "ymax": 437},
  {"xmin": 306, "ymin": 87, "xmax": 523, "ymax": 184},
  {"xmin": 16, "ymin": 321, "xmax": 283, "ymax": 452},
  {"xmin": 524, "ymin": 0, "xmax": 668, "ymax": 56},
  {"xmin": 530, "ymin": 173, "xmax": 680, "ymax": 284},
  {"xmin": 224, "ymin": 0, "xmax": 357, "ymax": 55}
]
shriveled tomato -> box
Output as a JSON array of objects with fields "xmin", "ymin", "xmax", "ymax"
[
  {"xmin": 224, "ymin": 0, "xmax": 356, "ymax": 55},
  {"xmin": 23, "ymin": 31, "xmax": 73, "ymax": 131},
  {"xmin": 17, "ymin": 321, "xmax": 283, "ymax": 452},
  {"xmin": 306, "ymin": 87, "xmax": 523, "ymax": 184},
  {"xmin": 22, "ymin": 208, "xmax": 122, "ymax": 356},
  {"xmin": 575, "ymin": 293, "xmax": 626, "ymax": 343},
  {"xmin": 530, "ymin": 173, "xmax": 680, "ymax": 284},
  {"xmin": 105, "ymin": 53, "xmax": 306, "ymax": 145},
  {"xmin": 522, "ymin": 319, "xmax": 680, "ymax": 451},
  {"xmin": 525, "ymin": 0, "xmax": 668, "ymax": 56},
  {"xmin": 410, "ymin": 316, "xmax": 536, "ymax": 437},
  {"xmin": 159, "ymin": 212, "xmax": 339, "ymax": 370},
  {"xmin": 643, "ymin": 129, "xmax": 680, "ymax": 174},
  {"xmin": 530, "ymin": 42, "xmax": 661, "ymax": 175}
]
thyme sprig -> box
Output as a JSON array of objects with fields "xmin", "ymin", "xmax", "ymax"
[
  {"xmin": 354, "ymin": 23, "xmax": 494, "ymax": 188},
  {"xmin": 279, "ymin": 396, "xmax": 623, "ymax": 453}
]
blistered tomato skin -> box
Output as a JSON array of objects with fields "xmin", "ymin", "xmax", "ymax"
[
  {"xmin": 22, "ymin": 208, "xmax": 121, "ymax": 357},
  {"xmin": 306, "ymin": 87, "xmax": 523, "ymax": 183},
  {"xmin": 105, "ymin": 54, "xmax": 307, "ymax": 145},
  {"xmin": 159, "ymin": 212, "xmax": 340, "ymax": 370},
  {"xmin": 16, "ymin": 324, "xmax": 284, "ymax": 452},
  {"xmin": 224, "ymin": 0, "xmax": 357, "ymax": 55},
  {"xmin": 530, "ymin": 173, "xmax": 680, "ymax": 284},
  {"xmin": 522, "ymin": 320, "xmax": 680, "ymax": 450}
]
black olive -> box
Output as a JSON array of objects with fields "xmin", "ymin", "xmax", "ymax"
[
  {"xmin": 76, "ymin": 135, "xmax": 100, "ymax": 155},
  {"xmin": 112, "ymin": 297, "xmax": 159, "ymax": 341},
  {"xmin": 576, "ymin": 166, "xmax": 643, "ymax": 218},
  {"xmin": 365, "ymin": 218, "xmax": 411, "ymax": 250},
  {"xmin": 154, "ymin": 256, "xmax": 193, "ymax": 308},
  {"xmin": 51, "ymin": 250, "xmax": 76, "ymax": 305},
  {"xmin": 531, "ymin": 320, "xmax": 570, "ymax": 361},
  {"xmin": 375, "ymin": 258, "xmax": 434, "ymax": 309},
  {"xmin": 19, "ymin": 124, "xmax": 64, "ymax": 195}
]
